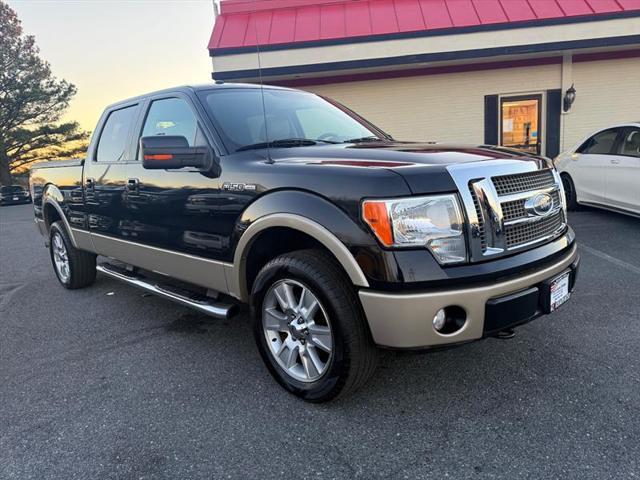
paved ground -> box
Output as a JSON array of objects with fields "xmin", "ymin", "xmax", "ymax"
[{"xmin": 1, "ymin": 203, "xmax": 639, "ymax": 479}]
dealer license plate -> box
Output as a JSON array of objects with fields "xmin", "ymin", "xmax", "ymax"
[{"xmin": 549, "ymin": 272, "xmax": 570, "ymax": 311}]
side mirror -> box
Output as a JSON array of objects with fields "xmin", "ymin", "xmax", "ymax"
[{"xmin": 141, "ymin": 135, "xmax": 211, "ymax": 170}]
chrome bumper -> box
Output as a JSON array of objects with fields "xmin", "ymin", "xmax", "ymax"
[{"xmin": 359, "ymin": 243, "xmax": 578, "ymax": 349}]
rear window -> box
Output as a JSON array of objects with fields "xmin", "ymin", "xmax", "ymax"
[
  {"xmin": 0, "ymin": 186, "xmax": 24, "ymax": 194},
  {"xmin": 96, "ymin": 105, "xmax": 139, "ymax": 162}
]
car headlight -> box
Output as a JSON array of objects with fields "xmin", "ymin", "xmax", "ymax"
[
  {"xmin": 362, "ymin": 194, "xmax": 467, "ymax": 264},
  {"xmin": 551, "ymin": 169, "xmax": 567, "ymax": 214}
]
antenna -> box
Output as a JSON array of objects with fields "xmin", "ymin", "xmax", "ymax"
[{"xmin": 252, "ymin": 0, "xmax": 273, "ymax": 164}]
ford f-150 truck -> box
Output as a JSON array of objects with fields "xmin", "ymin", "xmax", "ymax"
[{"xmin": 30, "ymin": 83, "xmax": 579, "ymax": 402}]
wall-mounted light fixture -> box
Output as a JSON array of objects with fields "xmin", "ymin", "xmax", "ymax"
[{"xmin": 563, "ymin": 84, "xmax": 576, "ymax": 112}]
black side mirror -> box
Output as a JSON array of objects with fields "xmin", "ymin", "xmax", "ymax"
[{"xmin": 141, "ymin": 135, "xmax": 211, "ymax": 170}]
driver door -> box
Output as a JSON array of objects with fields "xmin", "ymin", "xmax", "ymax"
[
  {"xmin": 124, "ymin": 94, "xmax": 227, "ymax": 262},
  {"xmin": 570, "ymin": 127, "xmax": 620, "ymax": 205}
]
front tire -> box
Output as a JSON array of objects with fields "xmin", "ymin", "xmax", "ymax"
[
  {"xmin": 251, "ymin": 249, "xmax": 378, "ymax": 402},
  {"xmin": 561, "ymin": 173, "xmax": 581, "ymax": 211},
  {"xmin": 49, "ymin": 221, "xmax": 97, "ymax": 289}
]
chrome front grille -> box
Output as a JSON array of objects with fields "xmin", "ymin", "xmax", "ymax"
[
  {"xmin": 501, "ymin": 190, "xmax": 561, "ymax": 223},
  {"xmin": 505, "ymin": 211, "xmax": 564, "ymax": 248},
  {"xmin": 469, "ymin": 184, "xmax": 487, "ymax": 251},
  {"xmin": 447, "ymin": 160, "xmax": 567, "ymax": 262},
  {"xmin": 492, "ymin": 169, "xmax": 556, "ymax": 195}
]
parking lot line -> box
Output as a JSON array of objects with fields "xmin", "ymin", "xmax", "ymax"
[{"xmin": 580, "ymin": 244, "xmax": 640, "ymax": 276}]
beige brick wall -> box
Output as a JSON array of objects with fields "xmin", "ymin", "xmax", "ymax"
[
  {"xmin": 305, "ymin": 64, "xmax": 562, "ymax": 146},
  {"xmin": 304, "ymin": 57, "xmax": 639, "ymax": 156},
  {"xmin": 562, "ymin": 57, "xmax": 640, "ymax": 151}
]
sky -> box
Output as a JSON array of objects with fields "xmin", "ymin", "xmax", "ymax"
[{"xmin": 8, "ymin": 0, "xmax": 222, "ymax": 132}]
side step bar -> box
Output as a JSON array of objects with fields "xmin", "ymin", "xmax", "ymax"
[{"xmin": 96, "ymin": 264, "xmax": 237, "ymax": 319}]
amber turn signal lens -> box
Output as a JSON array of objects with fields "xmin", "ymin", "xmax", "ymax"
[
  {"xmin": 362, "ymin": 201, "xmax": 393, "ymax": 246},
  {"xmin": 144, "ymin": 154, "xmax": 173, "ymax": 160}
]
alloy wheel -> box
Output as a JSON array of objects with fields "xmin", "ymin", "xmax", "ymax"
[
  {"xmin": 52, "ymin": 232, "xmax": 70, "ymax": 283},
  {"xmin": 262, "ymin": 279, "xmax": 333, "ymax": 382}
]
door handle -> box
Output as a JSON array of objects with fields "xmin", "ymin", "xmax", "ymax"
[
  {"xmin": 611, "ymin": 159, "xmax": 620, "ymax": 165},
  {"xmin": 126, "ymin": 178, "xmax": 139, "ymax": 191},
  {"xmin": 85, "ymin": 177, "xmax": 95, "ymax": 190}
]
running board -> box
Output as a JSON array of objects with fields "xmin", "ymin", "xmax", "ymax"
[{"xmin": 96, "ymin": 264, "xmax": 237, "ymax": 319}]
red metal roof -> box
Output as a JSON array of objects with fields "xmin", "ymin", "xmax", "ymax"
[{"xmin": 209, "ymin": 0, "xmax": 640, "ymax": 52}]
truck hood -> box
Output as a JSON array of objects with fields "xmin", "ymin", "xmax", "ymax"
[{"xmin": 271, "ymin": 142, "xmax": 551, "ymax": 194}]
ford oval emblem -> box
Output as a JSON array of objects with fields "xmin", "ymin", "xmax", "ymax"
[{"xmin": 525, "ymin": 193, "xmax": 554, "ymax": 217}]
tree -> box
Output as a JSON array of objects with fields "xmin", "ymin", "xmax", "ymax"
[{"xmin": 0, "ymin": 1, "xmax": 89, "ymax": 185}]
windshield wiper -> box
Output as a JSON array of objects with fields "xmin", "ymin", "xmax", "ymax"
[
  {"xmin": 344, "ymin": 136, "xmax": 383, "ymax": 143},
  {"xmin": 236, "ymin": 138, "xmax": 338, "ymax": 152}
]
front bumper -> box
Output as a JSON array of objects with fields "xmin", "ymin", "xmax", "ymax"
[
  {"xmin": 359, "ymin": 244, "xmax": 579, "ymax": 349},
  {"xmin": 0, "ymin": 197, "xmax": 31, "ymax": 205}
]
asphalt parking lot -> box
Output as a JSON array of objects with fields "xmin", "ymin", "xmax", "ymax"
[{"xmin": 1, "ymin": 203, "xmax": 639, "ymax": 479}]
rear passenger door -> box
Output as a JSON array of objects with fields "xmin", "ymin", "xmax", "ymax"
[
  {"xmin": 571, "ymin": 128, "xmax": 620, "ymax": 205},
  {"xmin": 124, "ymin": 94, "xmax": 226, "ymax": 260},
  {"xmin": 606, "ymin": 127, "xmax": 640, "ymax": 214},
  {"xmin": 84, "ymin": 103, "xmax": 140, "ymax": 241}
]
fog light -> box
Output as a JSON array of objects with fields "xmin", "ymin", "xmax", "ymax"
[
  {"xmin": 432, "ymin": 306, "xmax": 467, "ymax": 334},
  {"xmin": 433, "ymin": 309, "xmax": 446, "ymax": 331}
]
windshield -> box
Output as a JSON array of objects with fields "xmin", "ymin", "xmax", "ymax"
[
  {"xmin": 1, "ymin": 186, "xmax": 24, "ymax": 194},
  {"xmin": 198, "ymin": 88, "xmax": 382, "ymax": 153}
]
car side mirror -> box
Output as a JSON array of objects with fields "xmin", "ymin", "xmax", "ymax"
[{"xmin": 141, "ymin": 135, "xmax": 212, "ymax": 170}]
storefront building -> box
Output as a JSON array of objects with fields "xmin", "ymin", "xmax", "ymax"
[{"xmin": 209, "ymin": 0, "xmax": 640, "ymax": 158}]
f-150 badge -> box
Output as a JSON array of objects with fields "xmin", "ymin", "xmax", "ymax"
[{"xmin": 222, "ymin": 182, "xmax": 256, "ymax": 192}]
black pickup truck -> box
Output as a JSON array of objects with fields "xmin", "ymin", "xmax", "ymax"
[{"xmin": 30, "ymin": 83, "xmax": 579, "ymax": 401}]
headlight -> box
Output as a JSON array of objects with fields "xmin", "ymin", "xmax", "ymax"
[
  {"xmin": 362, "ymin": 194, "xmax": 467, "ymax": 264},
  {"xmin": 552, "ymin": 169, "xmax": 567, "ymax": 214}
]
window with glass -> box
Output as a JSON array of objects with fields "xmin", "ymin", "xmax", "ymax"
[
  {"xmin": 197, "ymin": 88, "xmax": 381, "ymax": 152},
  {"xmin": 95, "ymin": 105, "xmax": 138, "ymax": 162},
  {"xmin": 500, "ymin": 95, "xmax": 541, "ymax": 155},
  {"xmin": 0, "ymin": 186, "xmax": 25, "ymax": 194},
  {"xmin": 577, "ymin": 128, "xmax": 620, "ymax": 155},
  {"xmin": 141, "ymin": 97, "xmax": 201, "ymax": 146},
  {"xmin": 618, "ymin": 128, "xmax": 640, "ymax": 158}
]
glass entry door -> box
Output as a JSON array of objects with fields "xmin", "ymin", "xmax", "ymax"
[{"xmin": 500, "ymin": 95, "xmax": 542, "ymax": 155}]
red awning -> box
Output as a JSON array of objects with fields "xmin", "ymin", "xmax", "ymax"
[{"xmin": 209, "ymin": 0, "xmax": 640, "ymax": 53}]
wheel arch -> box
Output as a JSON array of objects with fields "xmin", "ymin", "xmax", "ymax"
[
  {"xmin": 42, "ymin": 184, "xmax": 78, "ymax": 248},
  {"xmin": 228, "ymin": 214, "xmax": 370, "ymax": 303}
]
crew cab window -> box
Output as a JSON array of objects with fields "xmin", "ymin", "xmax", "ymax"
[
  {"xmin": 577, "ymin": 128, "xmax": 619, "ymax": 155},
  {"xmin": 618, "ymin": 128, "xmax": 640, "ymax": 158},
  {"xmin": 96, "ymin": 105, "xmax": 138, "ymax": 162},
  {"xmin": 141, "ymin": 98, "xmax": 199, "ymax": 145}
]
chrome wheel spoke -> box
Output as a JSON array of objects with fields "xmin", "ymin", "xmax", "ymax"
[
  {"xmin": 299, "ymin": 288, "xmax": 319, "ymax": 321},
  {"xmin": 308, "ymin": 323, "xmax": 332, "ymax": 353},
  {"xmin": 306, "ymin": 345, "xmax": 325, "ymax": 375},
  {"xmin": 264, "ymin": 308, "xmax": 288, "ymax": 332},
  {"xmin": 300, "ymin": 347, "xmax": 319, "ymax": 379},
  {"xmin": 274, "ymin": 282, "xmax": 296, "ymax": 311},
  {"xmin": 279, "ymin": 341, "xmax": 299, "ymax": 369}
]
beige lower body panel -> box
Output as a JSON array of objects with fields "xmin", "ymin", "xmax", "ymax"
[
  {"xmin": 359, "ymin": 244, "xmax": 578, "ymax": 349},
  {"xmin": 88, "ymin": 232, "xmax": 231, "ymax": 294}
]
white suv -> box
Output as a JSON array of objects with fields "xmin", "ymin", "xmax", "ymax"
[{"xmin": 555, "ymin": 123, "xmax": 640, "ymax": 216}]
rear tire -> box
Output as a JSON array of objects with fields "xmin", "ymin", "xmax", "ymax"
[
  {"xmin": 251, "ymin": 249, "xmax": 378, "ymax": 402},
  {"xmin": 49, "ymin": 221, "xmax": 97, "ymax": 289},
  {"xmin": 561, "ymin": 173, "xmax": 581, "ymax": 211}
]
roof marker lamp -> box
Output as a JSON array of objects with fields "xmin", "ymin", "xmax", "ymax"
[{"xmin": 363, "ymin": 194, "xmax": 467, "ymax": 264}]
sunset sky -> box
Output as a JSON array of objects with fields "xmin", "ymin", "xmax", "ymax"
[{"xmin": 8, "ymin": 0, "xmax": 222, "ymax": 132}]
